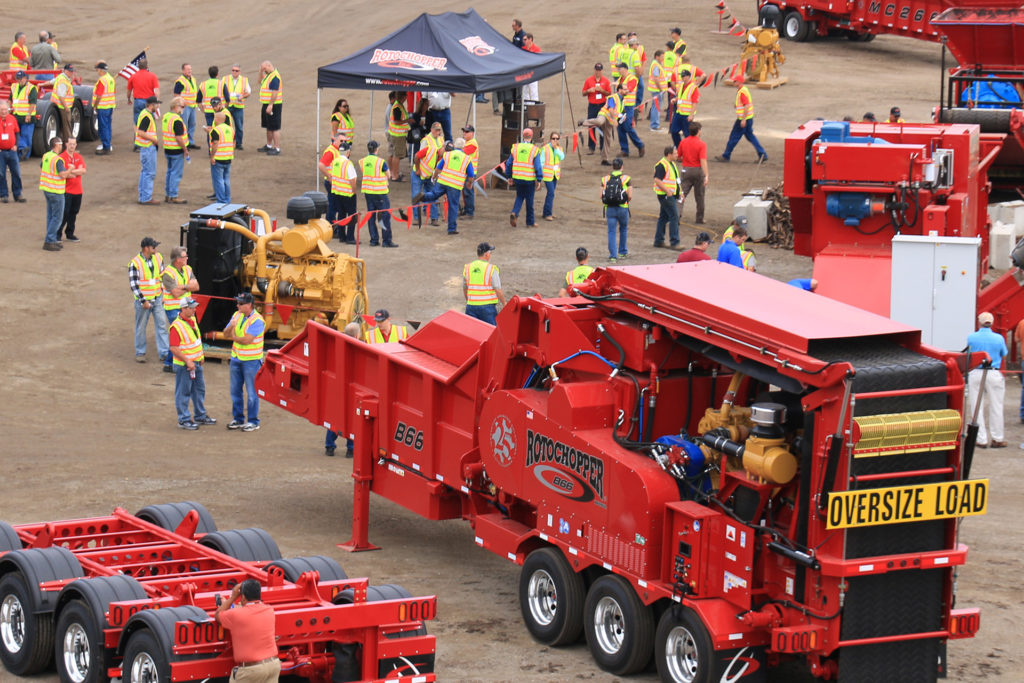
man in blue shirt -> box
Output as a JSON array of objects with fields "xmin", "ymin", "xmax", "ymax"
[
  {"xmin": 966, "ymin": 311, "xmax": 1008, "ymax": 448},
  {"xmin": 788, "ymin": 278, "xmax": 818, "ymax": 291},
  {"xmin": 717, "ymin": 225, "xmax": 747, "ymax": 268}
]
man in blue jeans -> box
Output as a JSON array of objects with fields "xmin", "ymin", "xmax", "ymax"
[
  {"xmin": 168, "ymin": 297, "xmax": 216, "ymax": 430},
  {"xmin": 128, "ymin": 237, "xmax": 169, "ymax": 361},
  {"xmin": 463, "ymin": 242, "xmax": 506, "ymax": 325},
  {"xmin": 601, "ymin": 158, "xmax": 632, "ymax": 262},
  {"xmin": 135, "ymin": 96, "xmax": 161, "ymax": 205},
  {"xmin": 223, "ymin": 292, "xmax": 265, "ymax": 432},
  {"xmin": 715, "ymin": 75, "xmax": 767, "ymax": 163}
]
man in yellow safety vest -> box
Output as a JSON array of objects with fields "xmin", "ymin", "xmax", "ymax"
[
  {"xmin": 169, "ymin": 297, "xmax": 217, "ymax": 430},
  {"xmin": 559, "ymin": 247, "xmax": 594, "ymax": 297},
  {"xmin": 463, "ymin": 242, "xmax": 506, "ymax": 325},
  {"xmin": 52, "ymin": 63, "xmax": 76, "ymax": 142},
  {"xmin": 503, "ymin": 128, "xmax": 542, "ymax": 227},
  {"xmin": 221, "ymin": 63, "xmax": 250, "ymax": 149},
  {"xmin": 92, "ymin": 61, "xmax": 116, "ymax": 155},
  {"xmin": 223, "ymin": 291, "xmax": 266, "ymax": 432},
  {"xmin": 128, "ymin": 236, "xmax": 169, "ymax": 361},
  {"xmin": 11, "ymin": 70, "xmax": 37, "ymax": 161},
  {"xmin": 161, "ymin": 245, "xmax": 199, "ymax": 372},
  {"xmin": 258, "ymin": 61, "xmax": 283, "ymax": 155},
  {"xmin": 415, "ymin": 138, "xmax": 475, "ymax": 235},
  {"xmin": 172, "ymin": 63, "xmax": 200, "ymax": 148},
  {"xmin": 360, "ymin": 139, "xmax": 398, "ymax": 247},
  {"xmin": 715, "ymin": 75, "xmax": 767, "ymax": 163},
  {"xmin": 364, "ymin": 309, "xmax": 409, "ymax": 344}
]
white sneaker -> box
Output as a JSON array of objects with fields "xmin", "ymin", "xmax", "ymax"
[{"xmin": 241, "ymin": 422, "xmax": 260, "ymax": 432}]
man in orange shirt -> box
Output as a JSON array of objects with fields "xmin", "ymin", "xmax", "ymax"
[{"xmin": 215, "ymin": 579, "xmax": 280, "ymax": 682}]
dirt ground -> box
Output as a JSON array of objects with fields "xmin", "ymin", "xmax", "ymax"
[{"xmin": 2, "ymin": 1, "xmax": 1022, "ymax": 681}]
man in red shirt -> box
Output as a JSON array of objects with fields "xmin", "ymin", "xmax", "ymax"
[
  {"xmin": 581, "ymin": 63, "xmax": 611, "ymax": 155},
  {"xmin": 0, "ymin": 101, "xmax": 23, "ymax": 203},
  {"xmin": 127, "ymin": 58, "xmax": 160, "ymax": 150},
  {"xmin": 215, "ymin": 579, "xmax": 280, "ymax": 682},
  {"xmin": 522, "ymin": 34, "xmax": 541, "ymax": 102},
  {"xmin": 676, "ymin": 231, "xmax": 712, "ymax": 263},
  {"xmin": 676, "ymin": 120, "xmax": 708, "ymax": 224},
  {"xmin": 57, "ymin": 137, "xmax": 86, "ymax": 240}
]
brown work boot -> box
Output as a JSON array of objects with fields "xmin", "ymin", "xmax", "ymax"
[{"xmin": 990, "ymin": 440, "xmax": 1007, "ymax": 448}]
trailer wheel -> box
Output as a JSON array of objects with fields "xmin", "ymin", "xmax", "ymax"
[
  {"xmin": 583, "ymin": 574, "xmax": 654, "ymax": 675},
  {"xmin": 0, "ymin": 522, "xmax": 22, "ymax": 552},
  {"xmin": 519, "ymin": 547, "xmax": 585, "ymax": 646},
  {"xmin": 34, "ymin": 104, "xmax": 60, "ymax": 156},
  {"xmin": 135, "ymin": 501, "xmax": 217, "ymax": 535},
  {"xmin": 199, "ymin": 528, "xmax": 282, "ymax": 562},
  {"xmin": 0, "ymin": 572, "xmax": 54, "ymax": 675},
  {"xmin": 782, "ymin": 11, "xmax": 809, "ymax": 41},
  {"xmin": 122, "ymin": 629, "xmax": 170, "ymax": 683},
  {"xmin": 848, "ymin": 31, "xmax": 875, "ymax": 42},
  {"xmin": 267, "ymin": 556, "xmax": 347, "ymax": 583},
  {"xmin": 655, "ymin": 606, "xmax": 713, "ymax": 683},
  {"xmin": 55, "ymin": 600, "xmax": 104, "ymax": 683}
]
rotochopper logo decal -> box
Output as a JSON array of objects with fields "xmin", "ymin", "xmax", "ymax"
[
  {"xmin": 369, "ymin": 49, "xmax": 447, "ymax": 71},
  {"xmin": 525, "ymin": 430, "xmax": 605, "ymax": 503},
  {"xmin": 489, "ymin": 415, "xmax": 516, "ymax": 467},
  {"xmin": 459, "ymin": 36, "xmax": 496, "ymax": 56}
]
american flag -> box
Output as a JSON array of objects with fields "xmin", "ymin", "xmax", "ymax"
[{"xmin": 118, "ymin": 50, "xmax": 146, "ymax": 80}]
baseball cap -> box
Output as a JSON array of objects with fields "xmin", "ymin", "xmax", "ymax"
[
  {"xmin": 235, "ymin": 292, "xmax": 254, "ymax": 305},
  {"xmin": 95, "ymin": 61, "xmax": 108, "ymax": 70},
  {"xmin": 695, "ymin": 231, "xmax": 712, "ymax": 244},
  {"xmin": 338, "ymin": 141, "xmax": 352, "ymax": 152},
  {"xmin": 145, "ymin": 95, "xmax": 161, "ymax": 105},
  {"xmin": 863, "ymin": 112, "xmax": 876, "ymax": 121},
  {"xmin": 616, "ymin": 62, "xmax": 628, "ymax": 69},
  {"xmin": 63, "ymin": 64, "xmax": 74, "ymax": 72},
  {"xmin": 209, "ymin": 96, "xmax": 222, "ymax": 107},
  {"xmin": 373, "ymin": 309, "xmax": 390, "ymax": 322},
  {"xmin": 890, "ymin": 106, "xmax": 901, "ymax": 115},
  {"xmin": 978, "ymin": 311, "xmax": 994, "ymax": 326},
  {"xmin": 733, "ymin": 73, "xmax": 746, "ymax": 84},
  {"xmin": 477, "ymin": 242, "xmax": 495, "ymax": 256},
  {"xmin": 679, "ymin": 69, "xmax": 692, "ymax": 78},
  {"xmin": 594, "ymin": 62, "xmax": 603, "ymax": 70},
  {"xmin": 15, "ymin": 70, "xmax": 26, "ymax": 78},
  {"xmin": 140, "ymin": 236, "xmax": 160, "ymax": 248},
  {"xmin": 181, "ymin": 297, "xmax": 199, "ymax": 309},
  {"xmin": 462, "ymin": 124, "xmax": 475, "ymax": 132},
  {"xmin": 522, "ymin": 127, "xmax": 533, "ymax": 137},
  {"xmin": 733, "ymin": 215, "xmax": 749, "ymax": 228}
]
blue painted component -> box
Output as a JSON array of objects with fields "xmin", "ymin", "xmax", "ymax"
[
  {"xmin": 961, "ymin": 78, "xmax": 1021, "ymax": 109},
  {"xmin": 818, "ymin": 120, "xmax": 891, "ymax": 145},
  {"xmin": 655, "ymin": 435, "xmax": 712, "ymax": 497},
  {"xmin": 826, "ymin": 192, "xmax": 874, "ymax": 226}
]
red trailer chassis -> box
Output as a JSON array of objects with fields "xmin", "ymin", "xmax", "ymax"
[
  {"xmin": 256, "ymin": 262, "xmax": 987, "ymax": 682},
  {"xmin": 0, "ymin": 503, "xmax": 435, "ymax": 682}
]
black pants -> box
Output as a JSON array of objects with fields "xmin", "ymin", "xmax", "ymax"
[{"xmin": 58, "ymin": 193, "xmax": 82, "ymax": 239}]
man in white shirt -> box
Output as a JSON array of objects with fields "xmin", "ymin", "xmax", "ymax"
[{"xmin": 422, "ymin": 91, "xmax": 452, "ymax": 142}]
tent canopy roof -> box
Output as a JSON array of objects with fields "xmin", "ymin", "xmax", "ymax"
[{"xmin": 317, "ymin": 8, "xmax": 565, "ymax": 92}]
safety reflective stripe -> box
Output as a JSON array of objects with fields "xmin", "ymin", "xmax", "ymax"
[
  {"xmin": 387, "ymin": 101, "xmax": 409, "ymax": 136},
  {"xmin": 511, "ymin": 143, "xmax": 537, "ymax": 181},
  {"xmin": 213, "ymin": 123, "xmax": 235, "ymax": 161},
  {"xmin": 654, "ymin": 158, "xmax": 680, "ymax": 195},
  {"xmin": 331, "ymin": 155, "xmax": 355, "ymax": 195},
  {"xmin": 11, "ymin": 82, "xmax": 36, "ymax": 117},
  {"xmin": 230, "ymin": 311, "xmax": 265, "ymax": 360},
  {"xmin": 437, "ymin": 150, "xmax": 470, "ymax": 190},
  {"xmin": 599, "ymin": 94, "xmax": 622, "ymax": 121},
  {"xmin": 171, "ymin": 316, "xmax": 204, "ymax": 365},
  {"xmin": 735, "ymin": 86, "xmax": 754, "ymax": 120},
  {"xmin": 364, "ymin": 325, "xmax": 409, "ymax": 344},
  {"xmin": 259, "ymin": 69, "xmax": 282, "ymax": 104},
  {"xmin": 618, "ymin": 73, "xmax": 638, "ymax": 107},
  {"xmin": 223, "ymin": 75, "xmax": 248, "ymax": 108},
  {"xmin": 360, "ymin": 154, "xmax": 388, "ymax": 194},
  {"xmin": 93, "ymin": 74, "xmax": 116, "ymax": 109},
  {"xmin": 334, "ymin": 112, "xmax": 354, "ymax": 142},
  {"xmin": 609, "ymin": 43, "xmax": 623, "ymax": 67},
  {"xmin": 130, "ymin": 253, "xmax": 164, "ymax": 300},
  {"xmin": 647, "ymin": 62, "xmax": 664, "ymax": 93},
  {"xmin": 38, "ymin": 152, "xmax": 65, "ymax": 193},
  {"xmin": 135, "ymin": 109, "xmax": 156, "ymax": 148},
  {"xmin": 464, "ymin": 260, "xmax": 498, "ymax": 305},
  {"xmin": 201, "ymin": 79, "xmax": 220, "ymax": 113},
  {"xmin": 52, "ymin": 73, "xmax": 74, "ymax": 110},
  {"xmin": 161, "ymin": 112, "xmax": 185, "ymax": 150},
  {"xmin": 175, "ymin": 75, "xmax": 198, "ymax": 107},
  {"xmin": 540, "ymin": 144, "xmax": 561, "ymax": 182},
  {"xmin": 676, "ymin": 82, "xmax": 698, "ymax": 116},
  {"xmin": 8, "ymin": 43, "xmax": 28, "ymax": 70},
  {"xmin": 464, "ymin": 139, "xmax": 479, "ymax": 166},
  {"xmin": 566, "ymin": 265, "xmax": 594, "ymax": 286},
  {"xmin": 418, "ymin": 135, "xmax": 441, "ymax": 179},
  {"xmin": 162, "ymin": 264, "xmax": 194, "ymax": 310}
]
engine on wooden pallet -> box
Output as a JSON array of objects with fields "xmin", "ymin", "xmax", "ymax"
[{"xmin": 182, "ymin": 192, "xmax": 369, "ymax": 342}]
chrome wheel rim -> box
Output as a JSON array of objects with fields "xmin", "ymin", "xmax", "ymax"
[
  {"xmin": 593, "ymin": 595, "xmax": 625, "ymax": 655},
  {"xmin": 664, "ymin": 625, "xmax": 699, "ymax": 682},
  {"xmin": 0, "ymin": 594, "xmax": 25, "ymax": 654},
  {"xmin": 129, "ymin": 650, "xmax": 159, "ymax": 683},
  {"xmin": 527, "ymin": 569, "xmax": 557, "ymax": 627},
  {"xmin": 62, "ymin": 622, "xmax": 90, "ymax": 683}
]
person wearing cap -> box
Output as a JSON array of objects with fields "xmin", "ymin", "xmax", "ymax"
[
  {"xmin": 715, "ymin": 75, "xmax": 767, "ymax": 163},
  {"xmin": 647, "ymin": 50, "xmax": 667, "ymax": 130},
  {"xmin": 162, "ymin": 97, "xmax": 190, "ymax": 203},
  {"xmin": 135, "ymin": 96, "xmax": 161, "ymax": 204},
  {"xmin": 92, "ymin": 61, "xmax": 116, "ymax": 154},
  {"xmin": 418, "ymin": 137, "xmax": 474, "ymax": 235},
  {"xmin": 56, "ymin": 137, "xmax": 85, "ymax": 241},
  {"xmin": 328, "ymin": 141, "xmax": 358, "ymax": 242},
  {"xmin": 8, "ymin": 32, "xmax": 29, "ymax": 71},
  {"xmin": 862, "ymin": 112, "xmax": 877, "ymax": 123},
  {"xmin": 460, "ymin": 125, "xmax": 479, "ymax": 219},
  {"xmin": 204, "ymin": 97, "xmax": 235, "ymax": 137},
  {"xmin": 652, "ymin": 145, "xmax": 682, "ymax": 249},
  {"xmin": 558, "ymin": 247, "xmax": 594, "ymax": 297},
  {"xmin": 29, "ymin": 31, "xmax": 59, "ymax": 79},
  {"xmin": 888, "ymin": 106, "xmax": 905, "ymax": 123},
  {"xmin": 52, "ymin": 64, "xmax": 76, "ymax": 142},
  {"xmin": 463, "ymin": 243, "xmax": 506, "ymax": 325},
  {"xmin": 169, "ymin": 297, "xmax": 216, "ymax": 430},
  {"xmin": 127, "ymin": 57, "xmax": 160, "ymax": 149},
  {"xmin": 221, "ymin": 64, "xmax": 250, "ymax": 150},
  {"xmin": 625, "ymin": 34, "xmax": 646, "ymax": 117},
  {"xmin": 360, "ymin": 140, "xmax": 399, "ymax": 247},
  {"xmin": 0, "ymin": 102, "xmax": 22, "ymax": 204},
  {"xmin": 257, "ymin": 60, "xmax": 283, "ymax": 155},
  {"xmin": 967, "ymin": 312, "xmax": 1008, "ymax": 448},
  {"xmin": 318, "ymin": 131, "xmax": 344, "ymax": 216},
  {"xmin": 224, "ymin": 292, "xmax": 266, "ymax": 432},
  {"xmin": 676, "ymin": 231, "xmax": 713, "ymax": 263},
  {"xmin": 386, "ymin": 91, "xmax": 411, "ymax": 182},
  {"xmin": 677, "ymin": 120, "xmax": 708, "ymax": 224},
  {"xmin": 580, "ymin": 83, "xmax": 625, "ymax": 166},
  {"xmin": 411, "ymin": 122, "xmax": 443, "ymax": 225},
  {"xmin": 669, "ymin": 69, "xmax": 699, "ymax": 147},
  {"xmin": 364, "ymin": 309, "xmax": 409, "ymax": 344},
  {"xmin": 504, "ymin": 127, "xmax": 542, "ymax": 228},
  {"xmin": 129, "ymin": 236, "xmax": 169, "ymax": 361},
  {"xmin": 601, "ymin": 157, "xmax": 632, "ymax": 262},
  {"xmin": 722, "ymin": 215, "xmax": 749, "ymax": 245},
  {"xmin": 40, "ymin": 137, "xmax": 70, "ymax": 251},
  {"xmin": 172, "ymin": 64, "xmax": 200, "ymax": 149},
  {"xmin": 198, "ymin": 66, "xmax": 228, "ymax": 129},
  {"xmin": 11, "ymin": 70, "xmax": 37, "ymax": 161},
  {"xmin": 208, "ymin": 109, "xmax": 235, "ymax": 203},
  {"xmin": 581, "ymin": 63, "xmax": 612, "ymax": 154},
  {"xmin": 521, "ymin": 34, "xmax": 541, "ymax": 102},
  {"xmin": 161, "ymin": 245, "xmax": 199, "ymax": 372},
  {"xmin": 717, "ymin": 223, "xmax": 748, "ymax": 268},
  {"xmin": 615, "ymin": 62, "xmax": 645, "ymax": 159}
]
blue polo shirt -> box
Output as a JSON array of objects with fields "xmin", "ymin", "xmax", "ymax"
[
  {"xmin": 717, "ymin": 239, "xmax": 744, "ymax": 268},
  {"xmin": 967, "ymin": 327, "xmax": 1007, "ymax": 369}
]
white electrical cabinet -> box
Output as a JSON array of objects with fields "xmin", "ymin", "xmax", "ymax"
[{"xmin": 890, "ymin": 235, "xmax": 980, "ymax": 351}]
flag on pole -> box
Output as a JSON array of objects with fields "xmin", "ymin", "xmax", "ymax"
[{"xmin": 118, "ymin": 50, "xmax": 147, "ymax": 80}]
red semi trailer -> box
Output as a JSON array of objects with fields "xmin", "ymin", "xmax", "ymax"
[
  {"xmin": 257, "ymin": 262, "xmax": 988, "ymax": 682},
  {"xmin": 0, "ymin": 503, "xmax": 435, "ymax": 682}
]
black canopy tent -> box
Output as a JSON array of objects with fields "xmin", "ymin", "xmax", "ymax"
[{"xmin": 313, "ymin": 8, "xmax": 573, "ymax": 180}]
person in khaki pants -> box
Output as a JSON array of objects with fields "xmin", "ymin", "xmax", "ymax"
[{"xmin": 215, "ymin": 579, "xmax": 281, "ymax": 681}]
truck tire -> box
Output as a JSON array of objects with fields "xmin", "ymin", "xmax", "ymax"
[
  {"xmin": 0, "ymin": 571, "xmax": 54, "ymax": 675},
  {"xmin": 55, "ymin": 600, "xmax": 104, "ymax": 683},
  {"xmin": 848, "ymin": 31, "xmax": 875, "ymax": 42},
  {"xmin": 654, "ymin": 606, "xmax": 713, "ymax": 683},
  {"xmin": 135, "ymin": 501, "xmax": 217, "ymax": 535},
  {"xmin": 0, "ymin": 522, "xmax": 21, "ymax": 552},
  {"xmin": 121, "ymin": 629, "xmax": 170, "ymax": 683},
  {"xmin": 34, "ymin": 104, "xmax": 59, "ymax": 156},
  {"xmin": 199, "ymin": 528, "xmax": 282, "ymax": 562},
  {"xmin": 266, "ymin": 556, "xmax": 347, "ymax": 583},
  {"xmin": 782, "ymin": 11, "xmax": 809, "ymax": 41},
  {"xmin": 583, "ymin": 574, "xmax": 654, "ymax": 675},
  {"xmin": 519, "ymin": 547, "xmax": 585, "ymax": 646}
]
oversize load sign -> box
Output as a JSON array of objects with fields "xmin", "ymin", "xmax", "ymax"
[{"xmin": 826, "ymin": 479, "xmax": 988, "ymax": 529}]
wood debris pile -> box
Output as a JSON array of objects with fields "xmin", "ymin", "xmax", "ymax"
[{"xmin": 764, "ymin": 183, "xmax": 792, "ymax": 250}]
